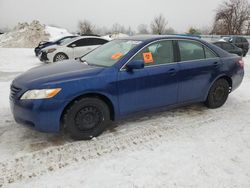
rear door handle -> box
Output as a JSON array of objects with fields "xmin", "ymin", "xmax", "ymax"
[{"xmin": 168, "ymin": 68, "xmax": 177, "ymax": 76}]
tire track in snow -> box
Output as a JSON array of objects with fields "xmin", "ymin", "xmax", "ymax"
[{"xmin": 1, "ymin": 99, "xmax": 248, "ymax": 186}]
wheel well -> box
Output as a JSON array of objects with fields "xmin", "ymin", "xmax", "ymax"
[
  {"xmin": 60, "ymin": 93, "xmax": 115, "ymax": 128},
  {"xmin": 53, "ymin": 52, "xmax": 69, "ymax": 62},
  {"xmin": 219, "ymin": 76, "xmax": 232, "ymax": 92}
]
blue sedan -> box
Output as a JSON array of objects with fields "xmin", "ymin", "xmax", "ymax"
[{"xmin": 10, "ymin": 35, "xmax": 244, "ymax": 140}]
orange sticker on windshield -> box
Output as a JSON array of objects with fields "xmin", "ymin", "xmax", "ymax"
[
  {"xmin": 111, "ymin": 52, "xmax": 123, "ymax": 60},
  {"xmin": 143, "ymin": 52, "xmax": 154, "ymax": 63}
]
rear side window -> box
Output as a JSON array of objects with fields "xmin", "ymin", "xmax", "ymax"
[
  {"xmin": 178, "ymin": 40, "xmax": 217, "ymax": 61},
  {"xmin": 236, "ymin": 38, "xmax": 242, "ymax": 43},
  {"xmin": 223, "ymin": 43, "xmax": 234, "ymax": 50},
  {"xmin": 178, "ymin": 41, "xmax": 205, "ymax": 61},
  {"xmin": 84, "ymin": 38, "xmax": 108, "ymax": 46},
  {"xmin": 132, "ymin": 40, "xmax": 174, "ymax": 66},
  {"xmin": 72, "ymin": 39, "xmax": 87, "ymax": 47},
  {"xmin": 204, "ymin": 47, "xmax": 217, "ymax": 58},
  {"xmin": 242, "ymin": 38, "xmax": 248, "ymax": 43}
]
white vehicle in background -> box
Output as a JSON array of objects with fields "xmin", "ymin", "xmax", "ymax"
[{"xmin": 39, "ymin": 36, "xmax": 109, "ymax": 63}]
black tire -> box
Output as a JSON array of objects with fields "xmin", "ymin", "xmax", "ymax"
[
  {"xmin": 205, "ymin": 79, "xmax": 229, "ymax": 109},
  {"xmin": 63, "ymin": 98, "xmax": 110, "ymax": 140},
  {"xmin": 53, "ymin": 53, "xmax": 68, "ymax": 62}
]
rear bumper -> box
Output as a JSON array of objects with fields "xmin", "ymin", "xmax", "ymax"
[{"xmin": 231, "ymin": 68, "xmax": 244, "ymax": 92}]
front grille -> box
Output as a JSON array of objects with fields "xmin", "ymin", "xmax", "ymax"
[{"xmin": 10, "ymin": 84, "xmax": 21, "ymax": 100}]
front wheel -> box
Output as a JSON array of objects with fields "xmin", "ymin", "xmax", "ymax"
[
  {"xmin": 205, "ymin": 79, "xmax": 229, "ymax": 109},
  {"xmin": 63, "ymin": 98, "xmax": 110, "ymax": 140},
  {"xmin": 53, "ymin": 53, "xmax": 68, "ymax": 62}
]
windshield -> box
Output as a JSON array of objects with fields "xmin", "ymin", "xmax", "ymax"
[{"xmin": 80, "ymin": 39, "xmax": 142, "ymax": 67}]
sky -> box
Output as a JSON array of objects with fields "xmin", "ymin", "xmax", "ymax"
[{"xmin": 0, "ymin": 0, "xmax": 225, "ymax": 33}]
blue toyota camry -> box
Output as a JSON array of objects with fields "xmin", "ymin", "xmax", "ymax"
[{"xmin": 10, "ymin": 35, "xmax": 244, "ymax": 140}]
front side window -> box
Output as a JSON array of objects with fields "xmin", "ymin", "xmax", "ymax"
[{"xmin": 132, "ymin": 40, "xmax": 174, "ymax": 66}]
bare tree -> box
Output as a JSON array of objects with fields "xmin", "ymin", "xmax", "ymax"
[
  {"xmin": 199, "ymin": 26, "xmax": 212, "ymax": 35},
  {"xmin": 78, "ymin": 19, "xmax": 95, "ymax": 35},
  {"xmin": 165, "ymin": 27, "xmax": 176, "ymax": 34},
  {"xmin": 150, "ymin": 14, "xmax": 167, "ymax": 34},
  {"xmin": 111, "ymin": 23, "xmax": 126, "ymax": 34},
  {"xmin": 137, "ymin": 24, "xmax": 149, "ymax": 34},
  {"xmin": 212, "ymin": 0, "xmax": 250, "ymax": 35},
  {"xmin": 246, "ymin": 20, "xmax": 250, "ymax": 35},
  {"xmin": 187, "ymin": 27, "xmax": 201, "ymax": 35}
]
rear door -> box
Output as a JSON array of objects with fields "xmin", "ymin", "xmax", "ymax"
[
  {"xmin": 118, "ymin": 40, "xmax": 179, "ymax": 115},
  {"xmin": 177, "ymin": 40, "xmax": 220, "ymax": 103}
]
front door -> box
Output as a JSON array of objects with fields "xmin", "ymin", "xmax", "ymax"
[{"xmin": 118, "ymin": 40, "xmax": 179, "ymax": 116}]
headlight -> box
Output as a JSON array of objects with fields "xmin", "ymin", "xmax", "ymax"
[
  {"xmin": 20, "ymin": 88, "xmax": 61, "ymax": 100},
  {"xmin": 47, "ymin": 48, "xmax": 56, "ymax": 53}
]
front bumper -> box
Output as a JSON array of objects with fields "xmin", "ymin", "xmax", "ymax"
[
  {"xmin": 34, "ymin": 47, "xmax": 41, "ymax": 56},
  {"xmin": 10, "ymin": 92, "xmax": 66, "ymax": 133},
  {"xmin": 39, "ymin": 51, "xmax": 50, "ymax": 63}
]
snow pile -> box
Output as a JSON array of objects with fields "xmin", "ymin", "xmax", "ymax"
[
  {"xmin": 0, "ymin": 21, "xmax": 49, "ymax": 48},
  {"xmin": 45, "ymin": 26, "xmax": 72, "ymax": 41},
  {"xmin": 0, "ymin": 21, "xmax": 72, "ymax": 48}
]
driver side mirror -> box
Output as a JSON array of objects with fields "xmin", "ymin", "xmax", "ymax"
[{"xmin": 126, "ymin": 60, "xmax": 144, "ymax": 71}]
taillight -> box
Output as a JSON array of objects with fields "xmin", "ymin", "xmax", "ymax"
[{"xmin": 237, "ymin": 58, "xmax": 244, "ymax": 68}]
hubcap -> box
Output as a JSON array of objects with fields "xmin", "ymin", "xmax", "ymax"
[
  {"xmin": 212, "ymin": 86, "xmax": 225, "ymax": 102},
  {"xmin": 55, "ymin": 54, "xmax": 66, "ymax": 62},
  {"xmin": 75, "ymin": 106, "xmax": 102, "ymax": 131}
]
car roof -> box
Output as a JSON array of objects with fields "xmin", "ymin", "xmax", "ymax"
[
  {"xmin": 118, "ymin": 35, "xmax": 203, "ymax": 42},
  {"xmin": 62, "ymin": 35, "xmax": 108, "ymax": 45}
]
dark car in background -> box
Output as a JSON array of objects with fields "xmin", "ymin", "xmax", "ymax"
[
  {"xmin": 34, "ymin": 35, "xmax": 78, "ymax": 56},
  {"xmin": 221, "ymin": 36, "xmax": 249, "ymax": 56},
  {"xmin": 213, "ymin": 41, "xmax": 243, "ymax": 56}
]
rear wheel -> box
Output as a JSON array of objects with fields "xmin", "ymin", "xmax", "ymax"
[
  {"xmin": 53, "ymin": 53, "xmax": 68, "ymax": 62},
  {"xmin": 205, "ymin": 79, "xmax": 229, "ymax": 109},
  {"xmin": 63, "ymin": 98, "xmax": 110, "ymax": 140}
]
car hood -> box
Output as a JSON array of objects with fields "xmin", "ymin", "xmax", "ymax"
[{"xmin": 13, "ymin": 60, "xmax": 105, "ymax": 88}]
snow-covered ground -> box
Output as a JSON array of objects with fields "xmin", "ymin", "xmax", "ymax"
[{"xmin": 0, "ymin": 48, "xmax": 250, "ymax": 188}]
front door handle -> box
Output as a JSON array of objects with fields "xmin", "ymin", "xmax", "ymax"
[
  {"xmin": 213, "ymin": 62, "xmax": 219, "ymax": 67},
  {"xmin": 168, "ymin": 68, "xmax": 177, "ymax": 76}
]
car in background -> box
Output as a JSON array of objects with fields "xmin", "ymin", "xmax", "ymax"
[
  {"xmin": 39, "ymin": 36, "xmax": 109, "ymax": 63},
  {"xmin": 34, "ymin": 36, "xmax": 78, "ymax": 56},
  {"xmin": 10, "ymin": 35, "xmax": 244, "ymax": 140},
  {"xmin": 220, "ymin": 36, "xmax": 249, "ymax": 56},
  {"xmin": 213, "ymin": 41, "xmax": 243, "ymax": 56}
]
